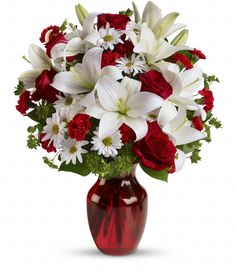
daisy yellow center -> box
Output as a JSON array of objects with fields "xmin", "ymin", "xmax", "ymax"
[
  {"xmin": 117, "ymin": 98, "xmax": 128, "ymax": 116},
  {"xmin": 103, "ymin": 35, "xmax": 113, "ymax": 42},
  {"xmin": 125, "ymin": 62, "xmax": 134, "ymax": 68},
  {"xmin": 52, "ymin": 124, "xmax": 59, "ymax": 135},
  {"xmin": 69, "ymin": 146, "xmax": 77, "ymax": 154},
  {"xmin": 102, "ymin": 136, "xmax": 113, "ymax": 147},
  {"xmin": 65, "ymin": 96, "xmax": 73, "ymax": 106}
]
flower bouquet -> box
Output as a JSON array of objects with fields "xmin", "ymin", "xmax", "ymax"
[{"xmin": 15, "ymin": 1, "xmax": 221, "ymax": 255}]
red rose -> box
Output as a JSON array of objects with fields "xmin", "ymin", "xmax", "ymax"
[
  {"xmin": 190, "ymin": 48, "xmax": 206, "ymax": 59},
  {"xmin": 173, "ymin": 53, "xmax": 193, "ymax": 70},
  {"xmin": 198, "ymin": 88, "xmax": 214, "ymax": 112},
  {"xmin": 97, "ymin": 13, "xmax": 130, "ymax": 30},
  {"xmin": 40, "ymin": 25, "xmax": 67, "ymax": 57},
  {"xmin": 192, "ymin": 116, "xmax": 204, "ymax": 131},
  {"xmin": 120, "ymin": 124, "xmax": 136, "ymax": 143},
  {"xmin": 39, "ymin": 133, "xmax": 56, "ymax": 153},
  {"xmin": 139, "ymin": 70, "xmax": 173, "ymax": 99},
  {"xmin": 114, "ymin": 40, "xmax": 134, "ymax": 57},
  {"xmin": 134, "ymin": 122, "xmax": 176, "ymax": 171},
  {"xmin": 16, "ymin": 91, "xmax": 31, "ymax": 116},
  {"xmin": 67, "ymin": 114, "xmax": 91, "ymax": 141},
  {"xmin": 101, "ymin": 51, "xmax": 121, "ymax": 68},
  {"xmin": 31, "ymin": 70, "xmax": 58, "ymax": 102}
]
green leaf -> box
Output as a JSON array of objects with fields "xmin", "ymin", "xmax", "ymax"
[
  {"xmin": 141, "ymin": 165, "xmax": 169, "ymax": 182},
  {"xmin": 27, "ymin": 109, "xmax": 42, "ymax": 123},
  {"xmin": 59, "ymin": 161, "xmax": 90, "ymax": 176},
  {"xmin": 60, "ymin": 19, "xmax": 68, "ymax": 32},
  {"xmin": 43, "ymin": 157, "xmax": 58, "ymax": 169},
  {"xmin": 14, "ymin": 81, "xmax": 25, "ymax": 95},
  {"xmin": 209, "ymin": 117, "xmax": 222, "ymax": 129},
  {"xmin": 119, "ymin": 8, "xmax": 133, "ymax": 16}
]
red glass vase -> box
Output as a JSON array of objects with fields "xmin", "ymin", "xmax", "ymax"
[{"xmin": 87, "ymin": 167, "xmax": 148, "ymax": 255}]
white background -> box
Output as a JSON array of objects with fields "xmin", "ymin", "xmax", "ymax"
[{"xmin": 0, "ymin": 0, "xmax": 235, "ymax": 270}]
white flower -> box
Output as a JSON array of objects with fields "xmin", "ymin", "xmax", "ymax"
[
  {"xmin": 98, "ymin": 23, "xmax": 124, "ymax": 50},
  {"xmin": 86, "ymin": 76, "xmax": 163, "ymax": 141},
  {"xmin": 60, "ymin": 138, "xmax": 88, "ymax": 165},
  {"xmin": 42, "ymin": 113, "xmax": 67, "ymax": 148},
  {"xmin": 91, "ymin": 130, "xmax": 123, "ymax": 158},
  {"xmin": 54, "ymin": 94, "xmax": 82, "ymax": 116},
  {"xmin": 51, "ymin": 47, "xmax": 122, "ymax": 107},
  {"xmin": 116, "ymin": 54, "xmax": 148, "ymax": 76}
]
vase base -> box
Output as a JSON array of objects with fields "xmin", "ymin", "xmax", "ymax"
[{"xmin": 97, "ymin": 247, "xmax": 137, "ymax": 256}]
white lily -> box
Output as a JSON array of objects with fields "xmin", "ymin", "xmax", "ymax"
[
  {"xmin": 51, "ymin": 47, "xmax": 122, "ymax": 107},
  {"xmin": 86, "ymin": 76, "xmax": 164, "ymax": 141},
  {"xmin": 18, "ymin": 44, "xmax": 53, "ymax": 89},
  {"xmin": 132, "ymin": 24, "xmax": 190, "ymax": 65},
  {"xmin": 154, "ymin": 61, "xmax": 206, "ymax": 119},
  {"xmin": 158, "ymin": 103, "xmax": 205, "ymax": 146}
]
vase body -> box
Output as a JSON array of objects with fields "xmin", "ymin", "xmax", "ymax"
[{"xmin": 87, "ymin": 168, "xmax": 148, "ymax": 255}]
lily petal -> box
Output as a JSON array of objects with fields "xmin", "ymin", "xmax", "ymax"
[
  {"xmin": 164, "ymin": 23, "xmax": 186, "ymax": 39},
  {"xmin": 51, "ymin": 71, "xmax": 89, "ymax": 94},
  {"xmin": 63, "ymin": 37, "xmax": 83, "ymax": 57},
  {"xmin": 18, "ymin": 69, "xmax": 42, "ymax": 89},
  {"xmin": 85, "ymin": 100, "xmax": 106, "ymax": 119},
  {"xmin": 142, "ymin": 1, "xmax": 162, "ymax": 30},
  {"xmin": 79, "ymin": 90, "xmax": 96, "ymax": 107},
  {"xmin": 28, "ymin": 44, "xmax": 52, "ymax": 70},
  {"xmin": 99, "ymin": 112, "xmax": 124, "ymax": 138},
  {"xmin": 101, "ymin": 66, "xmax": 123, "ymax": 81},
  {"xmin": 124, "ymin": 117, "xmax": 148, "ymax": 141},
  {"xmin": 180, "ymin": 66, "xmax": 203, "ymax": 94},
  {"xmin": 127, "ymin": 92, "xmax": 163, "ymax": 118},
  {"xmin": 174, "ymin": 127, "xmax": 206, "ymax": 145},
  {"xmin": 174, "ymin": 149, "xmax": 186, "ymax": 172},
  {"xmin": 80, "ymin": 12, "xmax": 100, "ymax": 39},
  {"xmin": 158, "ymin": 101, "xmax": 177, "ymax": 128},
  {"xmin": 51, "ymin": 43, "xmax": 67, "ymax": 60},
  {"xmin": 96, "ymin": 76, "xmax": 127, "ymax": 111},
  {"xmin": 121, "ymin": 77, "xmax": 142, "ymax": 98}
]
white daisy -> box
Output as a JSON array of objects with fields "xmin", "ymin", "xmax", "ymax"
[
  {"xmin": 42, "ymin": 113, "xmax": 67, "ymax": 148},
  {"xmin": 54, "ymin": 94, "xmax": 82, "ymax": 116},
  {"xmin": 98, "ymin": 23, "xmax": 124, "ymax": 50},
  {"xmin": 91, "ymin": 130, "xmax": 123, "ymax": 158},
  {"xmin": 116, "ymin": 54, "xmax": 148, "ymax": 76},
  {"xmin": 60, "ymin": 138, "xmax": 88, "ymax": 165}
]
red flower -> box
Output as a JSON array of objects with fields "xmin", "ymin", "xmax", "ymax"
[
  {"xmin": 39, "ymin": 133, "xmax": 56, "ymax": 153},
  {"xmin": 40, "ymin": 25, "xmax": 67, "ymax": 57},
  {"xmin": 114, "ymin": 40, "xmax": 134, "ymax": 57},
  {"xmin": 190, "ymin": 48, "xmax": 206, "ymax": 59},
  {"xmin": 120, "ymin": 124, "xmax": 136, "ymax": 143},
  {"xmin": 67, "ymin": 114, "xmax": 91, "ymax": 141},
  {"xmin": 198, "ymin": 88, "xmax": 214, "ymax": 112},
  {"xmin": 139, "ymin": 70, "xmax": 173, "ymax": 99},
  {"xmin": 101, "ymin": 51, "xmax": 121, "ymax": 68},
  {"xmin": 192, "ymin": 116, "xmax": 204, "ymax": 131},
  {"xmin": 31, "ymin": 70, "xmax": 58, "ymax": 102},
  {"xmin": 16, "ymin": 91, "xmax": 31, "ymax": 116},
  {"xmin": 97, "ymin": 14, "xmax": 130, "ymax": 30},
  {"xmin": 134, "ymin": 122, "xmax": 176, "ymax": 171},
  {"xmin": 173, "ymin": 53, "xmax": 193, "ymax": 70}
]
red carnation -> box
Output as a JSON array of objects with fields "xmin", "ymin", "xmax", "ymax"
[
  {"xmin": 16, "ymin": 91, "xmax": 31, "ymax": 116},
  {"xmin": 173, "ymin": 53, "xmax": 193, "ymax": 70},
  {"xmin": 134, "ymin": 122, "xmax": 176, "ymax": 171},
  {"xmin": 39, "ymin": 133, "xmax": 56, "ymax": 153},
  {"xmin": 67, "ymin": 114, "xmax": 91, "ymax": 141},
  {"xmin": 102, "ymin": 51, "xmax": 121, "ymax": 68},
  {"xmin": 120, "ymin": 124, "xmax": 136, "ymax": 143},
  {"xmin": 190, "ymin": 48, "xmax": 206, "ymax": 59},
  {"xmin": 198, "ymin": 88, "xmax": 214, "ymax": 112},
  {"xmin": 32, "ymin": 70, "xmax": 58, "ymax": 103},
  {"xmin": 192, "ymin": 116, "xmax": 204, "ymax": 131},
  {"xmin": 97, "ymin": 13, "xmax": 130, "ymax": 30},
  {"xmin": 40, "ymin": 25, "xmax": 67, "ymax": 57},
  {"xmin": 139, "ymin": 70, "xmax": 173, "ymax": 99},
  {"xmin": 114, "ymin": 40, "xmax": 134, "ymax": 57}
]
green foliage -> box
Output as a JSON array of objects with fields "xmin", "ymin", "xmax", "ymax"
[
  {"xmin": 43, "ymin": 157, "xmax": 58, "ymax": 169},
  {"xmin": 119, "ymin": 8, "xmax": 133, "ymax": 16},
  {"xmin": 60, "ymin": 19, "xmax": 68, "ymax": 32},
  {"xmin": 14, "ymin": 81, "xmax": 25, "ymax": 95},
  {"xmin": 26, "ymin": 124, "xmax": 43, "ymax": 149},
  {"xmin": 141, "ymin": 165, "xmax": 169, "ymax": 182},
  {"xmin": 190, "ymin": 142, "xmax": 202, "ymax": 164},
  {"xmin": 59, "ymin": 160, "xmax": 90, "ymax": 176},
  {"xmin": 27, "ymin": 102, "xmax": 55, "ymax": 124},
  {"xmin": 204, "ymin": 124, "xmax": 212, "ymax": 143},
  {"xmin": 209, "ymin": 117, "xmax": 222, "ymax": 129},
  {"xmin": 203, "ymin": 73, "xmax": 220, "ymax": 89},
  {"xmin": 84, "ymin": 143, "xmax": 137, "ymax": 178}
]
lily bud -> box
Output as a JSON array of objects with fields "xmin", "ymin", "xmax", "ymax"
[
  {"xmin": 75, "ymin": 4, "xmax": 89, "ymax": 26},
  {"xmin": 171, "ymin": 29, "xmax": 189, "ymax": 46}
]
